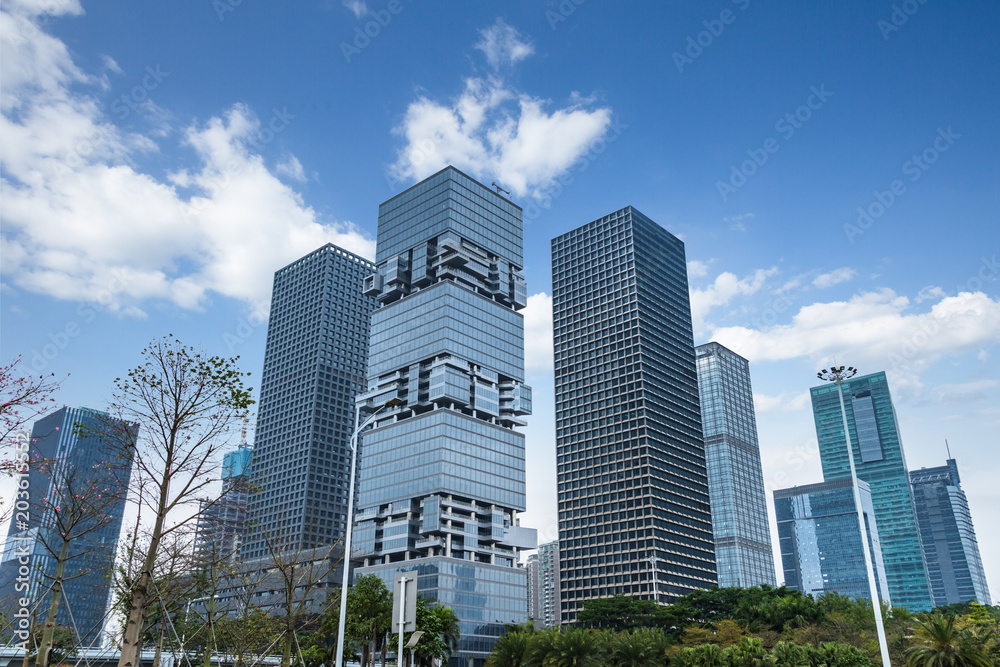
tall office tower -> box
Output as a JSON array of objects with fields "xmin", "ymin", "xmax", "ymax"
[
  {"xmin": 526, "ymin": 541, "xmax": 561, "ymax": 628},
  {"xmin": 774, "ymin": 478, "xmax": 890, "ymax": 602},
  {"xmin": 695, "ymin": 342, "xmax": 776, "ymax": 588},
  {"xmin": 811, "ymin": 371, "xmax": 932, "ymax": 611},
  {"xmin": 242, "ymin": 244, "xmax": 376, "ymax": 560},
  {"xmin": 910, "ymin": 458, "xmax": 991, "ymax": 606},
  {"xmin": 0, "ymin": 407, "xmax": 135, "ymax": 646},
  {"xmin": 552, "ymin": 206, "xmax": 715, "ymax": 623},
  {"xmin": 353, "ymin": 167, "xmax": 536, "ymax": 666},
  {"xmin": 194, "ymin": 444, "xmax": 253, "ymax": 563}
]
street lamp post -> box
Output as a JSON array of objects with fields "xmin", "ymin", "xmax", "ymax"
[
  {"xmin": 816, "ymin": 366, "xmax": 891, "ymax": 667},
  {"xmin": 645, "ymin": 553, "xmax": 661, "ymax": 604},
  {"xmin": 335, "ymin": 397, "xmax": 402, "ymax": 667}
]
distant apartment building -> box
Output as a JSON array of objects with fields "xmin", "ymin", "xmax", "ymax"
[
  {"xmin": 552, "ymin": 206, "xmax": 715, "ymax": 623},
  {"xmin": 695, "ymin": 342, "xmax": 776, "ymax": 588},
  {"xmin": 527, "ymin": 541, "xmax": 560, "ymax": 628},
  {"xmin": 910, "ymin": 458, "xmax": 991, "ymax": 606},
  {"xmin": 0, "ymin": 407, "xmax": 135, "ymax": 646},
  {"xmin": 242, "ymin": 244, "xmax": 376, "ymax": 559},
  {"xmin": 811, "ymin": 371, "xmax": 932, "ymax": 611},
  {"xmin": 774, "ymin": 478, "xmax": 890, "ymax": 603}
]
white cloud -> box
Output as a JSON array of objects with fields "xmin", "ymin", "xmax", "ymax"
[
  {"xmin": 0, "ymin": 6, "xmax": 374, "ymax": 316},
  {"xmin": 812, "ymin": 267, "xmax": 856, "ymax": 289},
  {"xmin": 724, "ymin": 212, "xmax": 754, "ymax": 232},
  {"xmin": 276, "ymin": 153, "xmax": 307, "ymax": 182},
  {"xmin": 475, "ymin": 18, "xmax": 534, "ymax": 70},
  {"xmin": 689, "ymin": 267, "xmax": 778, "ymax": 334},
  {"xmin": 687, "ymin": 260, "xmax": 710, "ymax": 279},
  {"xmin": 711, "ymin": 288, "xmax": 1000, "ymax": 394},
  {"xmin": 389, "ymin": 76, "xmax": 612, "ymax": 200},
  {"xmin": 754, "ymin": 391, "xmax": 811, "ymax": 414},
  {"xmin": 934, "ymin": 380, "xmax": 999, "ymax": 405},
  {"xmin": 341, "ymin": 0, "xmax": 368, "ymax": 19},
  {"xmin": 523, "ymin": 292, "xmax": 553, "ymax": 372}
]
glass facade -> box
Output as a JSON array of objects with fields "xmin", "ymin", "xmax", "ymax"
[
  {"xmin": 774, "ymin": 478, "xmax": 890, "ymax": 603},
  {"xmin": 526, "ymin": 540, "xmax": 560, "ymax": 628},
  {"xmin": 195, "ymin": 443, "xmax": 252, "ymax": 563},
  {"xmin": 910, "ymin": 459, "xmax": 991, "ymax": 606},
  {"xmin": 354, "ymin": 167, "xmax": 534, "ymax": 667},
  {"xmin": 0, "ymin": 407, "xmax": 135, "ymax": 646},
  {"xmin": 242, "ymin": 244, "xmax": 376, "ymax": 559},
  {"xmin": 552, "ymin": 206, "xmax": 715, "ymax": 624},
  {"xmin": 811, "ymin": 371, "xmax": 933, "ymax": 611},
  {"xmin": 695, "ymin": 342, "xmax": 776, "ymax": 588}
]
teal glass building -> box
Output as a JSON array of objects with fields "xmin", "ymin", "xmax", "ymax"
[
  {"xmin": 0, "ymin": 407, "xmax": 135, "ymax": 646},
  {"xmin": 552, "ymin": 207, "xmax": 716, "ymax": 623},
  {"xmin": 243, "ymin": 244, "xmax": 376, "ymax": 559},
  {"xmin": 695, "ymin": 342, "xmax": 775, "ymax": 588},
  {"xmin": 353, "ymin": 167, "xmax": 535, "ymax": 666},
  {"xmin": 910, "ymin": 459, "xmax": 991, "ymax": 606},
  {"xmin": 811, "ymin": 371, "xmax": 932, "ymax": 611},
  {"xmin": 774, "ymin": 478, "xmax": 890, "ymax": 603}
]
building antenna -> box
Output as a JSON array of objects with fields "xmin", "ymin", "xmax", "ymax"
[{"xmin": 945, "ymin": 438, "xmax": 952, "ymax": 459}]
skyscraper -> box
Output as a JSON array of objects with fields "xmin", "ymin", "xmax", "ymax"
[
  {"xmin": 194, "ymin": 444, "xmax": 252, "ymax": 563},
  {"xmin": 811, "ymin": 371, "xmax": 933, "ymax": 611},
  {"xmin": 910, "ymin": 458, "xmax": 991, "ymax": 606},
  {"xmin": 242, "ymin": 244, "xmax": 376, "ymax": 559},
  {"xmin": 695, "ymin": 342, "xmax": 775, "ymax": 588},
  {"xmin": 552, "ymin": 206, "xmax": 715, "ymax": 623},
  {"xmin": 353, "ymin": 167, "xmax": 535, "ymax": 666},
  {"xmin": 526, "ymin": 541, "xmax": 560, "ymax": 628},
  {"xmin": 0, "ymin": 407, "xmax": 134, "ymax": 646},
  {"xmin": 774, "ymin": 478, "xmax": 890, "ymax": 603}
]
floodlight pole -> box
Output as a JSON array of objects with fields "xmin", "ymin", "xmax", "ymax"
[
  {"xmin": 645, "ymin": 553, "xmax": 662, "ymax": 604},
  {"xmin": 816, "ymin": 366, "xmax": 891, "ymax": 667},
  {"xmin": 335, "ymin": 398, "xmax": 401, "ymax": 667}
]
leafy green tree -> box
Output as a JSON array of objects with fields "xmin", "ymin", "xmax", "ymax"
[
  {"xmin": 346, "ymin": 575, "xmax": 392, "ymax": 666},
  {"xmin": 577, "ymin": 596, "xmax": 667, "ymax": 631},
  {"xmin": 904, "ymin": 614, "xmax": 992, "ymax": 667},
  {"xmin": 671, "ymin": 642, "xmax": 726, "ymax": 667},
  {"xmin": 770, "ymin": 641, "xmax": 810, "ymax": 667},
  {"xmin": 408, "ymin": 597, "xmax": 460, "ymax": 666},
  {"xmin": 611, "ymin": 628, "xmax": 670, "ymax": 667},
  {"xmin": 526, "ymin": 627, "xmax": 608, "ymax": 667}
]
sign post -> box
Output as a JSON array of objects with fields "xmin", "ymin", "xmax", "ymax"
[{"xmin": 393, "ymin": 572, "xmax": 417, "ymax": 665}]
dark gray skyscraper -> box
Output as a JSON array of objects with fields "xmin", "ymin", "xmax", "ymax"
[
  {"xmin": 242, "ymin": 244, "xmax": 376, "ymax": 559},
  {"xmin": 910, "ymin": 458, "xmax": 991, "ymax": 606},
  {"xmin": 0, "ymin": 407, "xmax": 134, "ymax": 646},
  {"xmin": 353, "ymin": 167, "xmax": 535, "ymax": 666},
  {"xmin": 552, "ymin": 206, "xmax": 715, "ymax": 623},
  {"xmin": 695, "ymin": 342, "xmax": 775, "ymax": 588}
]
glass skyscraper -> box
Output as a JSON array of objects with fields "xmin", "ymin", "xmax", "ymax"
[
  {"xmin": 774, "ymin": 478, "xmax": 890, "ymax": 603},
  {"xmin": 195, "ymin": 443, "xmax": 252, "ymax": 563},
  {"xmin": 353, "ymin": 167, "xmax": 535, "ymax": 666},
  {"xmin": 526, "ymin": 540, "xmax": 560, "ymax": 629},
  {"xmin": 243, "ymin": 244, "xmax": 376, "ymax": 559},
  {"xmin": 0, "ymin": 407, "xmax": 134, "ymax": 646},
  {"xmin": 552, "ymin": 206, "xmax": 715, "ymax": 623},
  {"xmin": 695, "ymin": 342, "xmax": 775, "ymax": 588},
  {"xmin": 910, "ymin": 458, "xmax": 991, "ymax": 606},
  {"xmin": 811, "ymin": 371, "xmax": 933, "ymax": 611}
]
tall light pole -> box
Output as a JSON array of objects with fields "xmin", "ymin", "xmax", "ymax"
[
  {"xmin": 816, "ymin": 366, "xmax": 891, "ymax": 667},
  {"xmin": 645, "ymin": 553, "xmax": 662, "ymax": 604},
  {"xmin": 335, "ymin": 397, "xmax": 401, "ymax": 667}
]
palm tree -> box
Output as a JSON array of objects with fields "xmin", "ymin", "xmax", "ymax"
[
  {"xmin": 527, "ymin": 627, "xmax": 607, "ymax": 667},
  {"xmin": 486, "ymin": 624, "xmax": 535, "ymax": 667},
  {"xmin": 430, "ymin": 605, "xmax": 460, "ymax": 663},
  {"xmin": 905, "ymin": 615, "xmax": 992, "ymax": 667}
]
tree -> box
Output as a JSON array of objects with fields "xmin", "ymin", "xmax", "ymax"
[
  {"xmin": 905, "ymin": 614, "xmax": 992, "ymax": 667},
  {"xmin": 486, "ymin": 623, "xmax": 535, "ymax": 667},
  {"xmin": 526, "ymin": 627, "xmax": 607, "ymax": 667},
  {"xmin": 409, "ymin": 599, "xmax": 460, "ymax": 666},
  {"xmin": 342, "ymin": 575, "xmax": 392, "ymax": 667},
  {"xmin": 0, "ymin": 356, "xmax": 63, "ymax": 471},
  {"xmin": 576, "ymin": 596, "xmax": 667, "ymax": 631},
  {"xmin": 105, "ymin": 336, "xmax": 253, "ymax": 667}
]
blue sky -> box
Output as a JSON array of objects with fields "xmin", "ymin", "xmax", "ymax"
[{"xmin": 2, "ymin": 0, "xmax": 998, "ymax": 598}]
